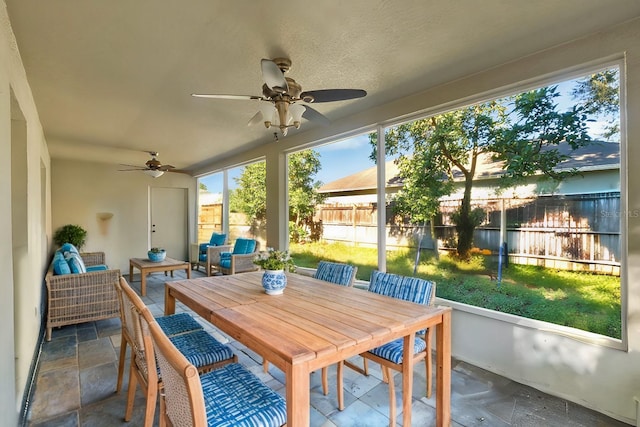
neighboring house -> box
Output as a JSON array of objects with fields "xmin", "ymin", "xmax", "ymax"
[{"xmin": 319, "ymin": 140, "xmax": 620, "ymax": 203}]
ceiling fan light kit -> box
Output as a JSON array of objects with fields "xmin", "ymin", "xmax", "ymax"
[
  {"xmin": 144, "ymin": 169, "xmax": 165, "ymax": 178},
  {"xmin": 119, "ymin": 151, "xmax": 177, "ymax": 177},
  {"xmin": 192, "ymin": 57, "xmax": 367, "ymax": 136}
]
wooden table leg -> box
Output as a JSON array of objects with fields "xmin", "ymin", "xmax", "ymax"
[
  {"xmin": 402, "ymin": 333, "xmax": 416, "ymax": 427},
  {"xmin": 129, "ymin": 261, "xmax": 134, "ymax": 283},
  {"xmin": 140, "ymin": 268, "xmax": 147, "ymax": 297},
  {"xmin": 164, "ymin": 285, "xmax": 176, "ymax": 315},
  {"xmin": 286, "ymin": 363, "xmax": 310, "ymax": 427},
  {"xmin": 186, "ymin": 266, "xmax": 191, "ymax": 279},
  {"xmin": 436, "ymin": 311, "xmax": 452, "ymax": 427}
]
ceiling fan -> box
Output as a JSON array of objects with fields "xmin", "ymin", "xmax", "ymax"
[
  {"xmin": 118, "ymin": 151, "xmax": 181, "ymax": 178},
  {"xmin": 192, "ymin": 57, "xmax": 367, "ymax": 136}
]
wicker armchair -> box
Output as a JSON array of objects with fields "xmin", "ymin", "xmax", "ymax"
[
  {"xmin": 45, "ymin": 251, "xmax": 121, "ymax": 341},
  {"xmin": 206, "ymin": 239, "xmax": 260, "ymax": 276}
]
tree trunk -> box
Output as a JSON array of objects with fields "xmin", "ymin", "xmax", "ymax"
[{"xmin": 456, "ymin": 179, "xmax": 475, "ymax": 260}]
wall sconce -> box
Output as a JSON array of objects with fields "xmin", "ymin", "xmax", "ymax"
[{"xmin": 96, "ymin": 212, "xmax": 114, "ymax": 235}]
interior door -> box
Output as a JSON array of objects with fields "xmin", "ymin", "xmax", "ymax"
[{"xmin": 150, "ymin": 187, "xmax": 188, "ymax": 261}]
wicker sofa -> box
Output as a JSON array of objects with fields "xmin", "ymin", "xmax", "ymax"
[{"xmin": 44, "ymin": 251, "xmax": 121, "ymax": 341}]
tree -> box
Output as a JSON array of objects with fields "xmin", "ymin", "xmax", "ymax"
[
  {"xmin": 374, "ymin": 86, "xmax": 591, "ymax": 260},
  {"xmin": 229, "ymin": 150, "xmax": 326, "ymax": 241},
  {"xmin": 571, "ymin": 69, "xmax": 619, "ymax": 141},
  {"xmin": 199, "ymin": 182, "xmax": 208, "ymax": 191}
]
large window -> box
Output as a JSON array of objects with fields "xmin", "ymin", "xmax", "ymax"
[
  {"xmin": 287, "ymin": 134, "xmax": 377, "ymax": 281},
  {"xmin": 285, "ymin": 64, "xmax": 623, "ymax": 340},
  {"xmin": 380, "ymin": 64, "xmax": 622, "ymax": 339}
]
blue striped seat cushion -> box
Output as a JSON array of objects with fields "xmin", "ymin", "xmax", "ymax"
[
  {"xmin": 200, "ymin": 363, "xmax": 287, "ymax": 427},
  {"xmin": 156, "ymin": 313, "xmax": 203, "ymax": 337},
  {"xmin": 169, "ymin": 330, "xmax": 235, "ymax": 367},
  {"xmin": 368, "ymin": 336, "xmax": 427, "ymax": 364},
  {"xmin": 313, "ymin": 261, "xmax": 355, "ymax": 286}
]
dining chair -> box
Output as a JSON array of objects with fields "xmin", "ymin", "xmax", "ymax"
[
  {"xmin": 114, "ymin": 277, "xmax": 237, "ymax": 427},
  {"xmin": 313, "ymin": 260, "xmax": 358, "ymax": 287},
  {"xmin": 344, "ymin": 270, "xmax": 436, "ymax": 425},
  {"xmin": 313, "ymin": 261, "xmax": 357, "ymax": 408},
  {"xmin": 145, "ymin": 317, "xmax": 287, "ymax": 427},
  {"xmin": 115, "ymin": 280, "xmax": 204, "ymax": 393}
]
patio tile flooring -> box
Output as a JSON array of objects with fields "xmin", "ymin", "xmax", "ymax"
[{"xmin": 26, "ymin": 269, "xmax": 630, "ymax": 426}]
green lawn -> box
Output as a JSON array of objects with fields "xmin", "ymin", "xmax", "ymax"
[{"xmin": 289, "ymin": 242, "xmax": 622, "ymax": 339}]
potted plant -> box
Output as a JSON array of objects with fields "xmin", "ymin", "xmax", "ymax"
[
  {"xmin": 148, "ymin": 247, "xmax": 166, "ymax": 262},
  {"xmin": 53, "ymin": 224, "xmax": 87, "ymax": 250},
  {"xmin": 254, "ymin": 248, "xmax": 295, "ymax": 295}
]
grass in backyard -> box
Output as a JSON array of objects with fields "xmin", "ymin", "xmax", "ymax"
[{"xmin": 289, "ymin": 242, "xmax": 622, "ymax": 339}]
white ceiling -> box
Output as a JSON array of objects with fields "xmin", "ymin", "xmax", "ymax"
[{"xmin": 6, "ymin": 1, "xmax": 640, "ymax": 173}]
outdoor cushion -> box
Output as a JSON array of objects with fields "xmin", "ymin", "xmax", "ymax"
[
  {"xmin": 52, "ymin": 251, "xmax": 71, "ymax": 275},
  {"xmin": 368, "ymin": 336, "xmax": 427, "ymax": 364},
  {"xmin": 232, "ymin": 238, "xmax": 256, "ymax": 255},
  {"xmin": 169, "ymin": 329, "xmax": 235, "ymax": 367},
  {"xmin": 65, "ymin": 252, "xmax": 87, "ymax": 274},
  {"xmin": 60, "ymin": 243, "xmax": 80, "ymax": 256},
  {"xmin": 209, "ymin": 232, "xmax": 226, "ymax": 246},
  {"xmin": 85, "ymin": 264, "xmax": 108, "ymax": 272},
  {"xmin": 155, "ymin": 312, "xmax": 203, "ymax": 337},
  {"xmin": 199, "ymin": 363, "xmax": 287, "ymax": 427},
  {"xmin": 314, "ymin": 261, "xmax": 356, "ymax": 286},
  {"xmin": 369, "ymin": 270, "xmax": 434, "ymax": 306}
]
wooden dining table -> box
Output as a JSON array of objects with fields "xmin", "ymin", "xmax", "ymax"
[{"xmin": 164, "ymin": 271, "xmax": 452, "ymax": 427}]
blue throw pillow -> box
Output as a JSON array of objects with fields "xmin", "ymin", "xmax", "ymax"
[
  {"xmin": 60, "ymin": 243, "xmax": 79, "ymax": 256},
  {"xmin": 65, "ymin": 252, "xmax": 87, "ymax": 274},
  {"xmin": 52, "ymin": 251, "xmax": 71, "ymax": 275}
]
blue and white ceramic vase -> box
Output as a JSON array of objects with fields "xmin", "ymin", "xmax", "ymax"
[{"xmin": 262, "ymin": 269, "xmax": 287, "ymax": 295}]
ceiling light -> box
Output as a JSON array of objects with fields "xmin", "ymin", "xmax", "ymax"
[
  {"xmin": 260, "ymin": 101, "xmax": 307, "ymax": 137},
  {"xmin": 144, "ymin": 169, "xmax": 164, "ymax": 178}
]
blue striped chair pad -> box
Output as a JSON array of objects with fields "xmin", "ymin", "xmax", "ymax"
[
  {"xmin": 368, "ymin": 271, "xmax": 434, "ymax": 306},
  {"xmin": 201, "ymin": 363, "xmax": 287, "ymax": 427},
  {"xmin": 155, "ymin": 313, "xmax": 203, "ymax": 337},
  {"xmin": 169, "ymin": 330, "xmax": 235, "ymax": 368},
  {"xmin": 313, "ymin": 261, "xmax": 356, "ymax": 286},
  {"xmin": 368, "ymin": 336, "xmax": 427, "ymax": 364}
]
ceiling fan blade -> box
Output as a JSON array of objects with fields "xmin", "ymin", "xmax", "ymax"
[
  {"xmin": 118, "ymin": 168, "xmax": 146, "ymax": 172},
  {"xmin": 302, "ymin": 105, "xmax": 330, "ymax": 125},
  {"xmin": 247, "ymin": 111, "xmax": 264, "ymax": 127},
  {"xmin": 261, "ymin": 59, "xmax": 289, "ymax": 93},
  {"xmin": 158, "ymin": 165, "xmax": 176, "ymax": 171},
  {"xmin": 300, "ymin": 89, "xmax": 367, "ymax": 103},
  {"xmin": 191, "ymin": 94, "xmax": 263, "ymax": 100},
  {"xmin": 166, "ymin": 169, "xmax": 191, "ymax": 175}
]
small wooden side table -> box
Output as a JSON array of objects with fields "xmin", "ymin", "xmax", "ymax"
[{"xmin": 129, "ymin": 257, "xmax": 190, "ymax": 296}]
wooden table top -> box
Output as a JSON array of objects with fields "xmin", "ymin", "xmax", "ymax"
[
  {"xmin": 129, "ymin": 257, "xmax": 189, "ymax": 268},
  {"xmin": 166, "ymin": 271, "xmax": 449, "ymax": 369}
]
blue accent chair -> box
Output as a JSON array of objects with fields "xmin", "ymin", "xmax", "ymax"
[
  {"xmin": 343, "ymin": 271, "xmax": 436, "ymax": 421},
  {"xmin": 195, "ymin": 232, "xmax": 227, "ymax": 271},
  {"xmin": 115, "ymin": 277, "xmax": 237, "ymax": 426},
  {"xmin": 208, "ymin": 238, "xmax": 260, "ymax": 276}
]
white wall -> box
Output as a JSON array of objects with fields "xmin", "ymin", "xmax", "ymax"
[
  {"xmin": 0, "ymin": 2, "xmax": 51, "ymax": 423},
  {"xmin": 51, "ymin": 158, "xmax": 197, "ymax": 272}
]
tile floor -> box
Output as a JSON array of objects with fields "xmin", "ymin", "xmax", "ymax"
[{"xmin": 26, "ymin": 269, "xmax": 631, "ymax": 426}]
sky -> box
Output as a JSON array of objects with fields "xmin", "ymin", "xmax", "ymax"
[{"xmin": 199, "ymin": 70, "xmax": 617, "ymax": 193}]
